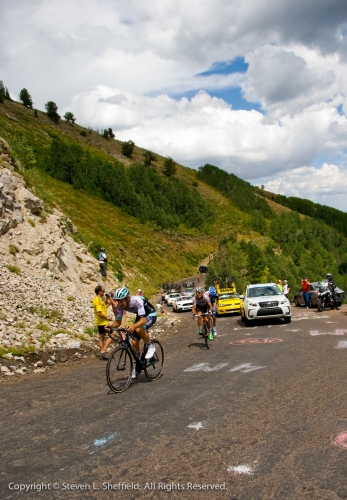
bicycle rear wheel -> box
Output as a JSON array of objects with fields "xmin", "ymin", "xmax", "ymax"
[
  {"xmin": 203, "ymin": 321, "xmax": 211, "ymax": 349},
  {"xmin": 106, "ymin": 346, "xmax": 133, "ymax": 393},
  {"xmin": 144, "ymin": 340, "xmax": 164, "ymax": 381}
]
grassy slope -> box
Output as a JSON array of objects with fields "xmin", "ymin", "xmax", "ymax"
[{"xmin": 1, "ymin": 99, "xmax": 266, "ymax": 296}]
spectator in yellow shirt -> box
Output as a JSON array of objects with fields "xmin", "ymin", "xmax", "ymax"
[{"xmin": 93, "ymin": 285, "xmax": 113, "ymax": 359}]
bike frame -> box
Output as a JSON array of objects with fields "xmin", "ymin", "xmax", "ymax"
[{"xmin": 110, "ymin": 328, "xmax": 148, "ymax": 373}]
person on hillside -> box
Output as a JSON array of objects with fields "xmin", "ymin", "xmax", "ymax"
[
  {"xmin": 208, "ymin": 285, "xmax": 219, "ymax": 336},
  {"xmin": 99, "ymin": 248, "xmax": 107, "ymax": 278},
  {"xmin": 93, "ymin": 285, "xmax": 113, "ymax": 359},
  {"xmin": 137, "ymin": 288, "xmax": 145, "ymax": 297},
  {"xmin": 283, "ymin": 280, "xmax": 290, "ymax": 298},
  {"xmin": 301, "ymin": 277, "xmax": 311, "ymax": 308}
]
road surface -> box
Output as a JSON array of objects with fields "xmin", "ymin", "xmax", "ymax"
[{"xmin": 1, "ymin": 304, "xmax": 347, "ymax": 499}]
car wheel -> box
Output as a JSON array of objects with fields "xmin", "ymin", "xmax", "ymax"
[
  {"xmin": 283, "ymin": 316, "xmax": 291, "ymax": 324},
  {"xmin": 241, "ymin": 311, "xmax": 250, "ymax": 326},
  {"xmin": 294, "ymin": 298, "xmax": 300, "ymax": 307}
]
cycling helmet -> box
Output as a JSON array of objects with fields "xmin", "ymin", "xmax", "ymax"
[
  {"xmin": 326, "ymin": 273, "xmax": 333, "ymax": 279},
  {"xmin": 113, "ymin": 287, "xmax": 130, "ymax": 300},
  {"xmin": 101, "ymin": 248, "xmax": 105, "ymax": 252},
  {"xmin": 196, "ymin": 286, "xmax": 204, "ymax": 293},
  {"xmin": 209, "ymin": 286, "xmax": 217, "ymax": 295}
]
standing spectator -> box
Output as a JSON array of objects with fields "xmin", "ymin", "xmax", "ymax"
[
  {"xmin": 137, "ymin": 288, "xmax": 144, "ymax": 296},
  {"xmin": 99, "ymin": 248, "xmax": 107, "ymax": 278},
  {"xmin": 302, "ymin": 277, "xmax": 311, "ymax": 308},
  {"xmin": 277, "ymin": 279, "xmax": 283, "ymax": 292},
  {"xmin": 160, "ymin": 287, "xmax": 165, "ymax": 302},
  {"xmin": 283, "ymin": 280, "xmax": 290, "ymax": 298},
  {"xmin": 93, "ymin": 285, "xmax": 113, "ymax": 359}
]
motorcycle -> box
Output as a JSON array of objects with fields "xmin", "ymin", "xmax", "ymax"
[{"xmin": 317, "ymin": 283, "xmax": 339, "ymax": 312}]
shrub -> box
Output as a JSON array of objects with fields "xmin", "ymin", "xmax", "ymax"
[
  {"xmin": 28, "ymin": 219, "xmax": 35, "ymax": 227},
  {"xmin": 192, "ymin": 181, "xmax": 198, "ymax": 187},
  {"xmin": 84, "ymin": 326, "xmax": 98, "ymax": 336},
  {"xmin": 6, "ymin": 265, "xmax": 20, "ymax": 275},
  {"xmin": 36, "ymin": 323, "xmax": 50, "ymax": 331},
  {"xmin": 19, "ymin": 88, "xmax": 33, "ymax": 108},
  {"xmin": 63, "ymin": 111, "xmax": 76, "ymax": 124},
  {"xmin": 67, "ymin": 295, "xmax": 75, "ymax": 302},
  {"xmin": 80, "ymin": 130, "xmax": 87, "ymax": 137},
  {"xmin": 163, "ymin": 156, "xmax": 177, "ymax": 177},
  {"xmin": 122, "ymin": 140, "xmax": 135, "ymax": 157},
  {"xmin": 9, "ymin": 244, "xmax": 20, "ymax": 255},
  {"xmin": 45, "ymin": 101, "xmax": 60, "ymax": 123}
]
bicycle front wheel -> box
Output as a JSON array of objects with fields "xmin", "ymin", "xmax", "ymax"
[
  {"xmin": 144, "ymin": 340, "xmax": 164, "ymax": 381},
  {"xmin": 203, "ymin": 321, "xmax": 211, "ymax": 349},
  {"xmin": 106, "ymin": 346, "xmax": 133, "ymax": 393}
]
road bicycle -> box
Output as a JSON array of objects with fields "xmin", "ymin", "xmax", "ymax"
[
  {"xmin": 192, "ymin": 312, "xmax": 213, "ymax": 349},
  {"xmin": 106, "ymin": 328, "xmax": 164, "ymax": 393}
]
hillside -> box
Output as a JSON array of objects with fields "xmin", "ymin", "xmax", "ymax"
[
  {"xmin": 1, "ymin": 97, "xmax": 347, "ymax": 301},
  {"xmin": 0, "ymin": 98, "xmax": 258, "ymax": 294}
]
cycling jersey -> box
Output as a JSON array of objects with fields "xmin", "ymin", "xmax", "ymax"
[
  {"xmin": 192, "ymin": 293, "xmax": 211, "ymax": 309},
  {"xmin": 115, "ymin": 295, "xmax": 156, "ymax": 321},
  {"xmin": 208, "ymin": 292, "xmax": 219, "ymax": 305}
]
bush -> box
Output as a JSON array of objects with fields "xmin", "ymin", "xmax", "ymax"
[
  {"xmin": 163, "ymin": 156, "xmax": 177, "ymax": 177},
  {"xmin": 9, "ymin": 244, "xmax": 20, "ymax": 255},
  {"xmin": 63, "ymin": 111, "xmax": 76, "ymax": 124},
  {"xmin": 80, "ymin": 130, "xmax": 87, "ymax": 137},
  {"xmin": 192, "ymin": 181, "xmax": 198, "ymax": 187},
  {"xmin": 19, "ymin": 88, "xmax": 33, "ymax": 108},
  {"xmin": 122, "ymin": 140, "xmax": 135, "ymax": 157},
  {"xmin": 143, "ymin": 150, "xmax": 156, "ymax": 166},
  {"xmin": 45, "ymin": 101, "xmax": 60, "ymax": 123},
  {"xmin": 6, "ymin": 265, "xmax": 21, "ymax": 275}
]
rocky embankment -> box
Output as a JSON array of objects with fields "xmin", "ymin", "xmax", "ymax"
[{"xmin": 0, "ymin": 138, "xmax": 179, "ymax": 381}]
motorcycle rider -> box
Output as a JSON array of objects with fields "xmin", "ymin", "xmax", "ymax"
[{"xmin": 326, "ymin": 273, "xmax": 339, "ymax": 309}]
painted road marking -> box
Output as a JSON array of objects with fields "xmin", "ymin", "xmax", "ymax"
[
  {"xmin": 86, "ymin": 432, "xmax": 120, "ymax": 455},
  {"xmin": 227, "ymin": 465, "xmax": 254, "ymax": 475},
  {"xmin": 229, "ymin": 363, "xmax": 265, "ymax": 373},
  {"xmin": 187, "ymin": 422, "xmax": 204, "ymax": 430},
  {"xmin": 184, "ymin": 363, "xmax": 266, "ymax": 373},
  {"xmin": 310, "ymin": 329, "xmax": 347, "ymax": 336},
  {"xmin": 335, "ymin": 341, "xmax": 347, "ymax": 349},
  {"xmin": 293, "ymin": 315, "xmax": 329, "ymax": 321},
  {"xmin": 230, "ymin": 338, "xmax": 283, "ymax": 345},
  {"xmin": 334, "ymin": 432, "xmax": 347, "ymax": 449},
  {"xmin": 184, "ymin": 363, "xmax": 228, "ymax": 372}
]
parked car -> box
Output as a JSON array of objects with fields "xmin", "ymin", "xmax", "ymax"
[
  {"xmin": 172, "ymin": 295, "xmax": 193, "ymax": 312},
  {"xmin": 183, "ymin": 287, "xmax": 194, "ymax": 297},
  {"xmin": 294, "ymin": 281, "xmax": 345, "ymax": 308},
  {"xmin": 216, "ymin": 291, "xmax": 241, "ymax": 315},
  {"xmin": 199, "ymin": 266, "xmax": 208, "ymax": 273},
  {"xmin": 240, "ymin": 283, "xmax": 291, "ymax": 326},
  {"xmin": 166, "ymin": 292, "xmax": 181, "ymax": 306}
]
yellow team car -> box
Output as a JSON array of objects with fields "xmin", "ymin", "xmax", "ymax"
[{"xmin": 216, "ymin": 288, "xmax": 242, "ymax": 316}]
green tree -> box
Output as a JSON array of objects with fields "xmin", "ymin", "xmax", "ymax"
[
  {"xmin": 143, "ymin": 150, "xmax": 156, "ymax": 167},
  {"xmin": 122, "ymin": 140, "xmax": 135, "ymax": 158},
  {"xmin": 163, "ymin": 156, "xmax": 177, "ymax": 177},
  {"xmin": 45, "ymin": 101, "xmax": 60, "ymax": 123},
  {"xmin": 19, "ymin": 88, "xmax": 33, "ymax": 108},
  {"xmin": 108, "ymin": 128, "xmax": 115, "ymax": 139},
  {"xmin": 0, "ymin": 81, "xmax": 10, "ymax": 103},
  {"xmin": 63, "ymin": 111, "xmax": 76, "ymax": 124}
]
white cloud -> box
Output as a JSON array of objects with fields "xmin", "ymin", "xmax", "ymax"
[
  {"xmin": 1, "ymin": 0, "xmax": 347, "ymax": 210},
  {"xmin": 65, "ymin": 86, "xmax": 347, "ymax": 179},
  {"xmin": 265, "ymin": 163, "xmax": 347, "ymax": 211}
]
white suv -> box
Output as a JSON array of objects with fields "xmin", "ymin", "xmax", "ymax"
[{"xmin": 240, "ymin": 283, "xmax": 291, "ymax": 325}]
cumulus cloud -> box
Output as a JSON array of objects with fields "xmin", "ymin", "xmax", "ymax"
[
  {"xmin": 64, "ymin": 86, "xmax": 347, "ymax": 178},
  {"xmin": 265, "ymin": 163, "xmax": 347, "ymax": 210},
  {"xmin": 1, "ymin": 0, "xmax": 347, "ymax": 210}
]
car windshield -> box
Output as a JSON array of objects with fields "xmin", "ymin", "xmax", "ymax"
[
  {"xmin": 219, "ymin": 293, "xmax": 239, "ymax": 299},
  {"xmin": 177, "ymin": 296, "xmax": 190, "ymax": 301},
  {"xmin": 247, "ymin": 285, "xmax": 282, "ymax": 298}
]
